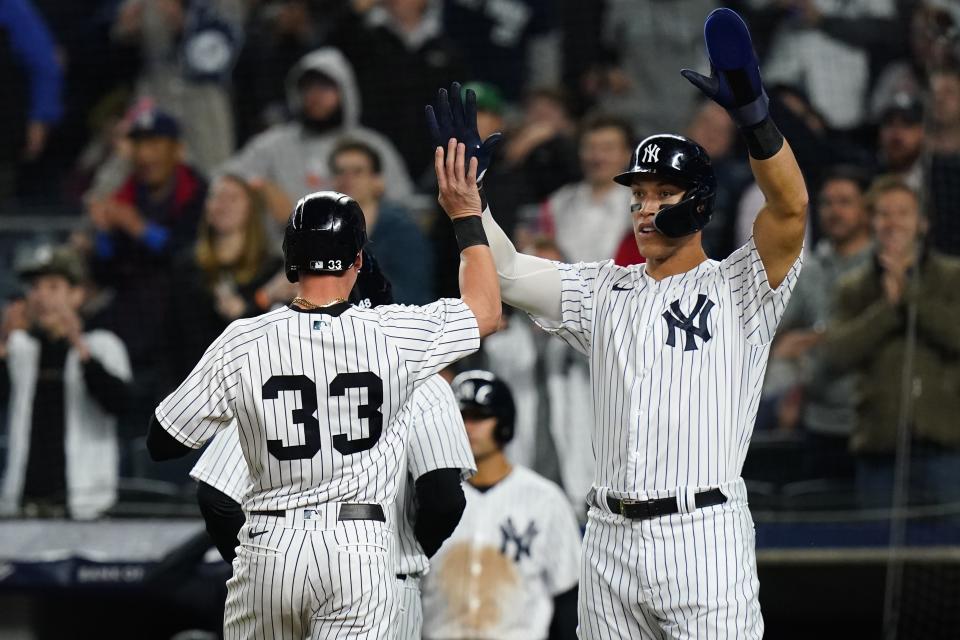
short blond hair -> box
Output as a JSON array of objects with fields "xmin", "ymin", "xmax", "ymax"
[{"xmin": 864, "ymin": 174, "xmax": 923, "ymax": 217}]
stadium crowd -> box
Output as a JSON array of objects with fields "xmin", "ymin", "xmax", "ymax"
[{"xmin": 0, "ymin": 0, "xmax": 959, "ymax": 529}]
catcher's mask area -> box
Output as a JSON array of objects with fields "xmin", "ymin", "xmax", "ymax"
[
  {"xmin": 284, "ymin": 191, "xmax": 368, "ymax": 282},
  {"xmin": 616, "ymin": 134, "xmax": 717, "ymax": 238}
]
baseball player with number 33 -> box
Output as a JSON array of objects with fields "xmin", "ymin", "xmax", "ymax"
[
  {"xmin": 427, "ymin": 7, "xmax": 807, "ymax": 638},
  {"xmin": 145, "ymin": 136, "xmax": 500, "ymax": 638}
]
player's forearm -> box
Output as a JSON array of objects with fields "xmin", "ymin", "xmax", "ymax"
[
  {"xmin": 481, "ymin": 206, "xmax": 563, "ymax": 322},
  {"xmin": 458, "ymin": 241, "xmax": 501, "ymax": 337},
  {"xmin": 749, "ymin": 139, "xmax": 809, "ymax": 228}
]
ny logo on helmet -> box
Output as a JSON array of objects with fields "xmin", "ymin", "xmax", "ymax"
[
  {"xmin": 642, "ymin": 143, "xmax": 661, "ymax": 164},
  {"xmin": 662, "ymin": 294, "xmax": 715, "ymax": 351}
]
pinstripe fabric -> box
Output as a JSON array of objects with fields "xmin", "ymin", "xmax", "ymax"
[
  {"xmin": 158, "ymin": 300, "xmax": 478, "ymax": 512},
  {"xmin": 420, "ymin": 466, "xmax": 582, "ymax": 639},
  {"xmin": 225, "ymin": 515, "xmax": 395, "ymax": 640},
  {"xmin": 393, "ymin": 375, "xmax": 476, "ymax": 577},
  {"xmin": 391, "ymin": 576, "xmax": 423, "ymax": 640},
  {"xmin": 159, "ymin": 299, "xmax": 479, "ymax": 640},
  {"xmin": 191, "ymin": 375, "xmax": 475, "ymax": 637},
  {"xmin": 530, "ymin": 237, "xmax": 801, "ymax": 636},
  {"xmin": 578, "ymin": 480, "xmax": 761, "ymax": 639}
]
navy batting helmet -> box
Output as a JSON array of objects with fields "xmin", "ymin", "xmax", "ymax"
[
  {"xmin": 614, "ymin": 134, "xmax": 717, "ymax": 238},
  {"xmin": 349, "ymin": 250, "xmax": 394, "ymax": 308},
  {"xmin": 451, "ymin": 370, "xmax": 516, "ymax": 446},
  {"xmin": 283, "ymin": 191, "xmax": 367, "ymax": 282}
]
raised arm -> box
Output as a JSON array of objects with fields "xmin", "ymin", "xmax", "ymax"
[
  {"xmin": 683, "ymin": 9, "xmax": 808, "ymax": 288},
  {"xmin": 434, "ymin": 139, "xmax": 501, "ymax": 337},
  {"xmin": 428, "ymin": 83, "xmax": 563, "ymax": 322}
]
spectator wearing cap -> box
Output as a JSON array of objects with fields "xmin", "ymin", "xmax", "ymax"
[
  {"xmin": 222, "ymin": 48, "xmax": 413, "ymax": 232},
  {"xmin": 822, "ymin": 177, "xmax": 960, "ymax": 509},
  {"xmin": 110, "ymin": 0, "xmax": 246, "ymax": 175},
  {"xmin": 330, "ymin": 139, "xmax": 433, "ymax": 303},
  {"xmin": 0, "ymin": 246, "xmax": 131, "ymax": 520},
  {"xmin": 327, "ymin": 0, "xmax": 466, "ymax": 182},
  {"xmin": 86, "ymin": 108, "xmax": 206, "ymax": 415},
  {"xmin": 0, "ymin": 0, "xmax": 63, "ymax": 203},
  {"xmin": 877, "ymin": 93, "xmax": 925, "ymax": 191}
]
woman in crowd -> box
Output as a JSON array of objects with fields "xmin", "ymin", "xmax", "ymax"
[{"xmin": 167, "ymin": 173, "xmax": 285, "ymax": 381}]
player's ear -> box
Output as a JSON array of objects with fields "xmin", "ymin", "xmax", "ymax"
[{"xmin": 354, "ymin": 251, "xmax": 363, "ymax": 271}]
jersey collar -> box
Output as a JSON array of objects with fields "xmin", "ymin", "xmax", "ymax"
[{"xmin": 287, "ymin": 301, "xmax": 352, "ymax": 317}]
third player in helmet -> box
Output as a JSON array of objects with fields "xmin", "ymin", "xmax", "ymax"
[
  {"xmin": 614, "ymin": 133, "xmax": 717, "ymax": 269},
  {"xmin": 452, "ymin": 370, "xmax": 516, "ymax": 455}
]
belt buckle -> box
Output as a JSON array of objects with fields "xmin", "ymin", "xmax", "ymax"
[{"xmin": 618, "ymin": 497, "xmax": 658, "ymax": 518}]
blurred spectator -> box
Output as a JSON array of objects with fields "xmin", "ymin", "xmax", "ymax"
[
  {"xmin": 823, "ymin": 176, "xmax": 960, "ymax": 508},
  {"xmin": 877, "ymin": 93, "xmax": 925, "ymax": 190},
  {"xmin": 223, "ymin": 47, "xmax": 413, "ymax": 232},
  {"xmin": 683, "ymin": 100, "xmax": 753, "ymax": 259},
  {"xmin": 928, "ymin": 66, "xmax": 960, "ymax": 154},
  {"xmin": 110, "ymin": 0, "xmax": 245, "ymax": 175},
  {"xmin": 763, "ymin": 166, "xmax": 873, "ymax": 474},
  {"xmin": 442, "ymin": 0, "xmax": 560, "ymax": 101},
  {"xmin": 0, "ymin": 246, "xmax": 131, "ymax": 520},
  {"xmin": 480, "ymin": 237, "xmax": 594, "ymax": 522},
  {"xmin": 539, "ymin": 114, "xmax": 633, "ymax": 263},
  {"xmin": 87, "ymin": 108, "xmax": 206, "ymax": 414},
  {"xmin": 502, "ymin": 87, "xmax": 581, "ymax": 203},
  {"xmin": 167, "ymin": 174, "xmax": 284, "ymax": 381},
  {"xmin": 761, "ymin": 0, "xmax": 898, "ymax": 131},
  {"xmin": 871, "ymin": 3, "xmax": 958, "ymax": 120},
  {"xmin": 590, "ymin": 0, "xmax": 712, "ymax": 138},
  {"xmin": 0, "ymin": 0, "xmax": 63, "ymax": 205},
  {"xmin": 233, "ymin": 0, "xmax": 339, "ymax": 140},
  {"xmin": 330, "ymin": 139, "xmax": 434, "ymax": 304},
  {"xmin": 328, "ymin": 0, "xmax": 466, "ymax": 183}
]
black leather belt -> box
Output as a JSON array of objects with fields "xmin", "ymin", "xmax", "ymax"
[
  {"xmin": 396, "ymin": 573, "xmax": 408, "ymax": 580},
  {"xmin": 606, "ymin": 488, "xmax": 726, "ymax": 520},
  {"xmin": 249, "ymin": 503, "xmax": 385, "ymax": 522}
]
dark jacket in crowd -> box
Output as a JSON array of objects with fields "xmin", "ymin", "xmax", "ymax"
[
  {"xmin": 823, "ymin": 249, "xmax": 960, "ymax": 453},
  {"xmin": 93, "ymin": 165, "xmax": 207, "ymax": 367},
  {"xmin": 329, "ymin": 4, "xmax": 465, "ymax": 182},
  {"xmin": 167, "ymin": 252, "xmax": 283, "ymax": 382}
]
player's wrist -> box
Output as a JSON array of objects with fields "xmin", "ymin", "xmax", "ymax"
[
  {"xmin": 740, "ymin": 116, "xmax": 784, "ymax": 160},
  {"xmin": 452, "ymin": 215, "xmax": 489, "ymax": 251}
]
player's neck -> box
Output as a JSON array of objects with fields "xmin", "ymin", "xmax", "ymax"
[
  {"xmin": 644, "ymin": 241, "xmax": 708, "ymax": 280},
  {"xmin": 296, "ymin": 276, "xmax": 354, "ymax": 307},
  {"xmin": 470, "ymin": 451, "xmax": 512, "ymax": 488}
]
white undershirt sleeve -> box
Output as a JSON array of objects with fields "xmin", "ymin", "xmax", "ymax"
[{"xmin": 481, "ymin": 205, "xmax": 563, "ymax": 323}]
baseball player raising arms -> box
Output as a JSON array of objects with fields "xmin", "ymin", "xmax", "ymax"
[
  {"xmin": 189, "ymin": 256, "xmax": 477, "ymax": 640},
  {"xmin": 145, "ymin": 137, "xmax": 499, "ymax": 638},
  {"xmin": 427, "ymin": 8, "xmax": 807, "ymax": 638}
]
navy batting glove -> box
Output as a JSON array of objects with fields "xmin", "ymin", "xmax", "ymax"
[
  {"xmin": 681, "ymin": 8, "xmax": 769, "ymax": 128},
  {"xmin": 425, "ymin": 82, "xmax": 502, "ymax": 181}
]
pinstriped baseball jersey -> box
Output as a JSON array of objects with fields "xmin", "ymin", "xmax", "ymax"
[
  {"xmin": 392, "ymin": 374, "xmax": 476, "ymax": 576},
  {"xmin": 420, "ymin": 466, "xmax": 581, "ymax": 639},
  {"xmin": 189, "ymin": 373, "xmax": 476, "ymax": 575},
  {"xmin": 535, "ymin": 237, "xmax": 801, "ymax": 493},
  {"xmin": 156, "ymin": 299, "xmax": 479, "ymax": 512}
]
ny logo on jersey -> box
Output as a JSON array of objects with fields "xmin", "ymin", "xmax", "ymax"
[
  {"xmin": 662, "ymin": 294, "xmax": 715, "ymax": 351},
  {"xmin": 642, "ymin": 143, "xmax": 660, "ymax": 163},
  {"xmin": 499, "ymin": 517, "xmax": 538, "ymax": 562}
]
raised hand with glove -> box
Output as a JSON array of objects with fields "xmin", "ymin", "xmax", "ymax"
[
  {"xmin": 681, "ymin": 8, "xmax": 785, "ymax": 161},
  {"xmin": 425, "ymin": 82, "xmax": 502, "ymax": 183}
]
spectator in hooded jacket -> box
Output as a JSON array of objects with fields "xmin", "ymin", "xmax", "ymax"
[{"xmin": 222, "ymin": 47, "xmax": 414, "ymax": 233}]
